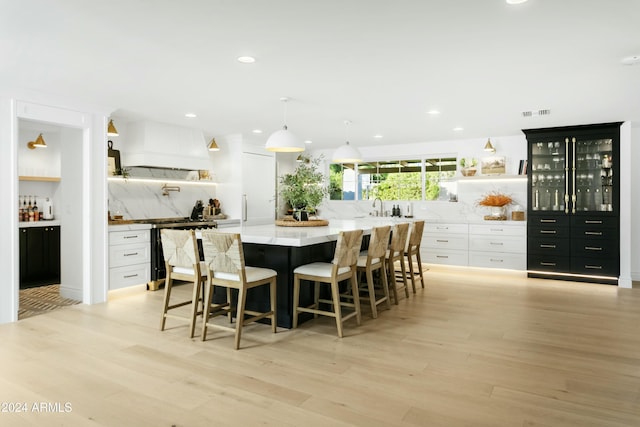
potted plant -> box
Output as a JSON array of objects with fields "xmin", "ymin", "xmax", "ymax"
[
  {"xmin": 477, "ymin": 191, "xmax": 513, "ymax": 219},
  {"xmin": 459, "ymin": 157, "xmax": 478, "ymax": 176},
  {"xmin": 279, "ymin": 155, "xmax": 328, "ymax": 221}
]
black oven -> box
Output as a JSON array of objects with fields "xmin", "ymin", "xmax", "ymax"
[{"xmin": 147, "ymin": 219, "xmax": 217, "ymax": 290}]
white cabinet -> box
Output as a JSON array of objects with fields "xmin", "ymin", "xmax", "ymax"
[
  {"xmin": 242, "ymin": 151, "xmax": 276, "ymax": 226},
  {"xmin": 422, "ymin": 223, "xmax": 469, "ymax": 266},
  {"xmin": 109, "ymin": 226, "xmax": 151, "ymax": 290},
  {"xmin": 468, "ymin": 223, "xmax": 526, "ymax": 270}
]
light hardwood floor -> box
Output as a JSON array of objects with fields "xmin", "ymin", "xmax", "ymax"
[{"xmin": 1, "ymin": 266, "xmax": 639, "ymax": 427}]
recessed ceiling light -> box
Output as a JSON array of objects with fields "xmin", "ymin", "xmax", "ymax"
[
  {"xmin": 427, "ymin": 110, "xmax": 440, "ymax": 115},
  {"xmin": 304, "ymin": 140, "xmax": 313, "ymax": 144},
  {"xmin": 453, "ymin": 126, "xmax": 464, "ymax": 131},
  {"xmin": 506, "ymin": 0, "xmax": 528, "ymax": 4},
  {"xmin": 373, "ymin": 134, "xmax": 383, "ymax": 139},
  {"xmin": 237, "ymin": 56, "xmax": 256, "ymax": 63},
  {"xmin": 185, "ymin": 113, "xmax": 197, "ymax": 118},
  {"xmin": 252, "ymin": 129, "xmax": 262, "ymax": 134},
  {"xmin": 621, "ymin": 55, "xmax": 640, "ymax": 66}
]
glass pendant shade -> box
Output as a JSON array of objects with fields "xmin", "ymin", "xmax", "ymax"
[
  {"xmin": 332, "ymin": 141, "xmax": 362, "ymax": 163},
  {"xmin": 265, "ymin": 126, "xmax": 305, "ymax": 152},
  {"xmin": 107, "ymin": 119, "xmax": 119, "ymax": 136}
]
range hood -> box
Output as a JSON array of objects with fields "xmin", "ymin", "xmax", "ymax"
[{"xmin": 120, "ymin": 120, "xmax": 212, "ymax": 170}]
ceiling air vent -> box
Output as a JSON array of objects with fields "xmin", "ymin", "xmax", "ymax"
[{"xmin": 522, "ymin": 109, "xmax": 551, "ymax": 118}]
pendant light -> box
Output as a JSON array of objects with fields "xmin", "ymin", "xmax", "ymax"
[
  {"xmin": 208, "ymin": 138, "xmax": 220, "ymax": 151},
  {"xmin": 484, "ymin": 138, "xmax": 496, "ymax": 153},
  {"xmin": 332, "ymin": 120, "xmax": 363, "ymax": 163},
  {"xmin": 265, "ymin": 97, "xmax": 305, "ymax": 152},
  {"xmin": 107, "ymin": 119, "xmax": 119, "ymax": 136},
  {"xmin": 27, "ymin": 133, "xmax": 47, "ymax": 149}
]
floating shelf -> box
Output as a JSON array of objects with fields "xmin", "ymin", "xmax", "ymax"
[
  {"xmin": 453, "ymin": 175, "xmax": 527, "ymax": 182},
  {"xmin": 19, "ymin": 176, "xmax": 61, "ymax": 182},
  {"xmin": 107, "ymin": 176, "xmax": 216, "ymax": 185}
]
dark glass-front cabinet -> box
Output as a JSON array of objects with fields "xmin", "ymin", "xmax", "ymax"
[{"xmin": 523, "ymin": 123, "xmax": 621, "ymax": 284}]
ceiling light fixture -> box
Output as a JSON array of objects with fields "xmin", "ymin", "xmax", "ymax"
[
  {"xmin": 373, "ymin": 134, "xmax": 383, "ymax": 139},
  {"xmin": 208, "ymin": 138, "xmax": 220, "ymax": 151},
  {"xmin": 484, "ymin": 138, "xmax": 496, "ymax": 153},
  {"xmin": 27, "ymin": 133, "xmax": 47, "ymax": 149},
  {"xmin": 506, "ymin": 0, "xmax": 528, "ymax": 4},
  {"xmin": 237, "ymin": 56, "xmax": 256, "ymax": 63},
  {"xmin": 304, "ymin": 140, "xmax": 313, "ymax": 144},
  {"xmin": 332, "ymin": 120, "xmax": 363, "ymax": 163},
  {"xmin": 252, "ymin": 129, "xmax": 263, "ymax": 134},
  {"xmin": 185, "ymin": 113, "xmax": 197, "ymax": 118},
  {"xmin": 427, "ymin": 110, "xmax": 440, "ymax": 115},
  {"xmin": 107, "ymin": 119, "xmax": 119, "ymax": 136},
  {"xmin": 621, "ymin": 55, "xmax": 640, "ymax": 66},
  {"xmin": 265, "ymin": 97, "xmax": 305, "ymax": 152},
  {"xmin": 453, "ymin": 126, "xmax": 464, "ymax": 131}
]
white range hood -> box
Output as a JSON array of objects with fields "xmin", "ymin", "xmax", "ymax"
[{"xmin": 121, "ymin": 120, "xmax": 211, "ymax": 170}]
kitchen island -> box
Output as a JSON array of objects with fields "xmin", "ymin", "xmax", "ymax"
[{"xmin": 220, "ymin": 218, "xmax": 410, "ymax": 328}]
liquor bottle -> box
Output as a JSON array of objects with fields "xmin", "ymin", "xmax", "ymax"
[
  {"xmin": 32, "ymin": 197, "xmax": 39, "ymax": 222},
  {"xmin": 19, "ymin": 195, "xmax": 23, "ymax": 222},
  {"xmin": 23, "ymin": 196, "xmax": 28, "ymax": 221}
]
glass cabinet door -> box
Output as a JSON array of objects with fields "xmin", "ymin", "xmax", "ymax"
[
  {"xmin": 573, "ymin": 137, "xmax": 614, "ymax": 212},
  {"xmin": 531, "ymin": 139, "xmax": 566, "ymax": 212}
]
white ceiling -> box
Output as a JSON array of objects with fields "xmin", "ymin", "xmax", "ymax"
[{"xmin": 2, "ymin": 0, "xmax": 639, "ymax": 150}]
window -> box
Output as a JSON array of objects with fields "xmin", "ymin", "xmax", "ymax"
[{"xmin": 330, "ymin": 156, "xmax": 456, "ymax": 201}]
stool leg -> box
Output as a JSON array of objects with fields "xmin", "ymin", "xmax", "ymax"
[
  {"xmin": 270, "ymin": 278, "xmax": 277, "ymax": 333},
  {"xmin": 313, "ymin": 280, "xmax": 320, "ymax": 318},
  {"xmin": 234, "ymin": 287, "xmax": 246, "ymax": 350},
  {"xmin": 292, "ymin": 275, "xmax": 301, "ymax": 329},
  {"xmin": 407, "ymin": 252, "xmax": 417, "ymax": 294},
  {"xmin": 380, "ymin": 262, "xmax": 391, "ymax": 309},
  {"xmin": 351, "ymin": 271, "xmax": 361, "ymax": 326},
  {"xmin": 331, "ymin": 279, "xmax": 344, "ymax": 338},
  {"xmin": 417, "ymin": 251, "xmax": 425, "ymax": 288},
  {"xmin": 366, "ymin": 267, "xmax": 377, "ymax": 318},
  {"xmin": 189, "ymin": 277, "xmax": 201, "ymax": 338},
  {"xmin": 201, "ymin": 280, "xmax": 213, "ymax": 341},
  {"xmin": 160, "ymin": 271, "xmax": 173, "ymax": 330},
  {"xmin": 387, "ymin": 258, "xmax": 399, "ymax": 305}
]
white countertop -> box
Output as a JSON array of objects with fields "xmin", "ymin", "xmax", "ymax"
[
  {"xmin": 108, "ymin": 223, "xmax": 152, "ymax": 232},
  {"xmin": 19, "ymin": 220, "xmax": 61, "ymax": 228}
]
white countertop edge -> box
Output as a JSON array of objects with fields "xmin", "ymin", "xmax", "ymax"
[
  {"xmin": 108, "ymin": 223, "xmax": 152, "ymax": 232},
  {"xmin": 19, "ymin": 220, "xmax": 61, "ymax": 228}
]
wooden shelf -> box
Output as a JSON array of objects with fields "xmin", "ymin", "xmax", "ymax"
[{"xmin": 19, "ymin": 176, "xmax": 61, "ymax": 182}]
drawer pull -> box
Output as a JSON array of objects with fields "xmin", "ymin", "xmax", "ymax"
[
  {"xmin": 540, "ymin": 230, "xmax": 556, "ymax": 234},
  {"xmin": 540, "ymin": 244, "xmax": 556, "ymax": 249},
  {"xmin": 490, "ymin": 228, "xmax": 503, "ymax": 232},
  {"xmin": 490, "ymin": 259, "xmax": 504, "ymax": 263},
  {"xmin": 124, "ymin": 235, "xmax": 139, "ymax": 239},
  {"xmin": 436, "ymin": 239, "xmax": 449, "ymax": 243},
  {"xmin": 540, "ymin": 262, "xmax": 556, "ymax": 266},
  {"xmin": 436, "ymin": 226, "xmax": 449, "ymax": 230},
  {"xmin": 585, "ymin": 265, "xmax": 603, "ymax": 270},
  {"xmin": 436, "ymin": 255, "xmax": 449, "ymax": 259},
  {"xmin": 540, "ymin": 219, "xmax": 557, "ymax": 223},
  {"xmin": 584, "ymin": 246, "xmax": 602, "ymax": 251},
  {"xmin": 585, "ymin": 231, "xmax": 603, "ymax": 236},
  {"xmin": 490, "ymin": 242, "xmax": 503, "ymax": 246},
  {"xmin": 123, "ymin": 252, "xmax": 139, "ymax": 257},
  {"xmin": 584, "ymin": 220, "xmax": 603, "ymax": 224},
  {"xmin": 123, "ymin": 274, "xmax": 139, "ymax": 278}
]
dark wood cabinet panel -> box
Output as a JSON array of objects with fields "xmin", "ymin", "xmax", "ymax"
[{"xmin": 19, "ymin": 226, "xmax": 61, "ymax": 288}]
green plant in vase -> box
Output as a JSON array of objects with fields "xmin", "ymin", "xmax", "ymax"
[
  {"xmin": 459, "ymin": 157, "xmax": 478, "ymax": 176},
  {"xmin": 279, "ymin": 155, "xmax": 328, "ymax": 221}
]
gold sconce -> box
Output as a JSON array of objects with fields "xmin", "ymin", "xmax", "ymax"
[
  {"xmin": 107, "ymin": 119, "xmax": 119, "ymax": 136},
  {"xmin": 27, "ymin": 133, "xmax": 47, "ymax": 149},
  {"xmin": 484, "ymin": 138, "xmax": 496, "ymax": 154},
  {"xmin": 208, "ymin": 138, "xmax": 220, "ymax": 151}
]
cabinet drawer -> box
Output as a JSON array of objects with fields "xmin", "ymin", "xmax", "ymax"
[
  {"xmin": 571, "ymin": 257, "xmax": 619, "ymax": 277},
  {"xmin": 424, "ymin": 223, "xmax": 468, "ymax": 234},
  {"xmin": 423, "ymin": 234, "xmax": 468, "ymax": 250},
  {"xmin": 571, "ymin": 226, "xmax": 618, "ymax": 240},
  {"xmin": 469, "ymin": 236, "xmax": 525, "ymax": 253},
  {"xmin": 469, "ymin": 252, "xmax": 525, "ymax": 270},
  {"xmin": 469, "ymin": 224, "xmax": 526, "ymax": 237},
  {"xmin": 528, "ymin": 255, "xmax": 571, "ymax": 273},
  {"xmin": 571, "ymin": 239, "xmax": 618, "ymax": 258},
  {"xmin": 528, "ymin": 237, "xmax": 571, "ymax": 255},
  {"xmin": 109, "ymin": 264, "xmax": 150, "ymax": 290},
  {"xmin": 423, "ymin": 249, "xmax": 468, "ymax": 266},
  {"xmin": 109, "ymin": 242, "xmax": 150, "ymax": 267},
  {"xmin": 571, "ymin": 216, "xmax": 618, "ymax": 229},
  {"xmin": 528, "ymin": 215, "xmax": 570, "ymax": 227},
  {"xmin": 528, "ymin": 226, "xmax": 570, "ymax": 239},
  {"xmin": 110, "ymin": 229, "xmax": 150, "ymax": 246}
]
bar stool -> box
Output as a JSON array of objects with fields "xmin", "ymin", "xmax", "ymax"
[
  {"xmin": 356, "ymin": 225, "xmax": 391, "ymax": 318},
  {"xmin": 199, "ymin": 230, "xmax": 277, "ymax": 350},
  {"xmin": 159, "ymin": 229, "xmax": 207, "ymax": 338},
  {"xmin": 292, "ymin": 229, "xmax": 363, "ymax": 338},
  {"xmin": 403, "ymin": 220, "xmax": 426, "ymax": 293},
  {"xmin": 386, "ymin": 222, "xmax": 410, "ymax": 304}
]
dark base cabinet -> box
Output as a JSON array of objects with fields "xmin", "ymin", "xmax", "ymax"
[
  {"xmin": 524, "ymin": 123, "xmax": 621, "ymax": 285},
  {"xmin": 19, "ymin": 226, "xmax": 61, "ymax": 289}
]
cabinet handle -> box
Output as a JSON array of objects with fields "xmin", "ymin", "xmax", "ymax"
[
  {"xmin": 124, "ymin": 235, "xmax": 139, "ymax": 239},
  {"xmin": 584, "ymin": 246, "xmax": 602, "ymax": 251},
  {"xmin": 490, "ymin": 228, "xmax": 503, "ymax": 232},
  {"xmin": 490, "ymin": 259, "xmax": 503, "ymax": 263},
  {"xmin": 436, "ymin": 255, "xmax": 449, "ymax": 259},
  {"xmin": 584, "ymin": 231, "xmax": 603, "ymax": 236},
  {"xmin": 490, "ymin": 242, "xmax": 503, "ymax": 246},
  {"xmin": 565, "ymin": 137, "xmax": 570, "ymax": 214},
  {"xmin": 571, "ymin": 137, "xmax": 576, "ymax": 214},
  {"xmin": 585, "ymin": 265, "xmax": 603, "ymax": 270},
  {"xmin": 540, "ymin": 244, "xmax": 556, "ymax": 249},
  {"xmin": 584, "ymin": 220, "xmax": 603, "ymax": 224},
  {"xmin": 436, "ymin": 239, "xmax": 449, "ymax": 243},
  {"xmin": 540, "ymin": 219, "xmax": 556, "ymax": 223},
  {"xmin": 540, "ymin": 230, "xmax": 556, "ymax": 234},
  {"xmin": 123, "ymin": 252, "xmax": 139, "ymax": 257},
  {"xmin": 123, "ymin": 274, "xmax": 139, "ymax": 278},
  {"xmin": 541, "ymin": 262, "xmax": 557, "ymax": 266}
]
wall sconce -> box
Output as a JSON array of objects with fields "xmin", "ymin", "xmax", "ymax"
[
  {"xmin": 484, "ymin": 138, "xmax": 496, "ymax": 154},
  {"xmin": 208, "ymin": 138, "xmax": 220, "ymax": 151},
  {"xmin": 107, "ymin": 119, "xmax": 119, "ymax": 136},
  {"xmin": 27, "ymin": 133, "xmax": 47, "ymax": 149}
]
